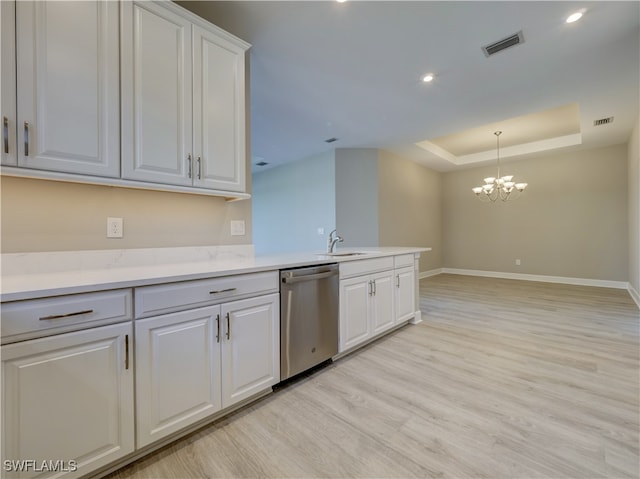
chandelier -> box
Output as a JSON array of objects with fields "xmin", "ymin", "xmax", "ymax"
[{"xmin": 472, "ymin": 131, "xmax": 527, "ymax": 202}]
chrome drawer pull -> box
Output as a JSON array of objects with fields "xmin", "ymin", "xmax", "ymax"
[
  {"xmin": 24, "ymin": 122, "xmax": 29, "ymax": 156},
  {"xmin": 209, "ymin": 287, "xmax": 237, "ymax": 295},
  {"xmin": 39, "ymin": 309, "xmax": 94, "ymax": 320},
  {"xmin": 3, "ymin": 116, "xmax": 8, "ymax": 154},
  {"xmin": 226, "ymin": 312, "xmax": 230, "ymax": 340},
  {"xmin": 125, "ymin": 334, "xmax": 130, "ymax": 370}
]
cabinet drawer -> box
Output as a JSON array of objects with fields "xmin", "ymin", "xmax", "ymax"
[
  {"xmin": 394, "ymin": 254, "xmax": 415, "ymax": 269},
  {"xmin": 1, "ymin": 289, "xmax": 132, "ymax": 344},
  {"xmin": 339, "ymin": 257, "xmax": 394, "ymax": 279},
  {"xmin": 135, "ymin": 271, "xmax": 279, "ymax": 318}
]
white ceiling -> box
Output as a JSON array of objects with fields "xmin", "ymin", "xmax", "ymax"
[{"xmin": 178, "ymin": 1, "xmax": 640, "ymax": 172}]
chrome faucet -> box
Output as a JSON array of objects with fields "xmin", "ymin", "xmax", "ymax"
[{"xmin": 327, "ymin": 229, "xmax": 344, "ymax": 253}]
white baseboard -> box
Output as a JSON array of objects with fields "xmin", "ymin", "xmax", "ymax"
[
  {"xmin": 419, "ymin": 268, "xmax": 442, "ymax": 279},
  {"xmin": 440, "ymin": 268, "xmax": 629, "ymax": 290},
  {"xmin": 628, "ymin": 284, "xmax": 640, "ymax": 309}
]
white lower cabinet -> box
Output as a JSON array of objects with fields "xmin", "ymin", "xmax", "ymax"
[
  {"xmin": 395, "ymin": 266, "xmax": 416, "ymax": 324},
  {"xmin": 1, "ymin": 322, "xmax": 134, "ymax": 479},
  {"xmin": 370, "ymin": 271, "xmax": 395, "ymax": 335},
  {"xmin": 339, "ymin": 254, "xmax": 420, "ymax": 354},
  {"xmin": 135, "ymin": 293, "xmax": 279, "ymax": 448},
  {"xmin": 221, "ymin": 295, "xmax": 280, "ymax": 407},
  {"xmin": 339, "ymin": 276, "xmax": 370, "ymax": 351},
  {"xmin": 135, "ymin": 306, "xmax": 221, "ymax": 448},
  {"xmin": 339, "ymin": 269, "xmax": 395, "ymax": 353}
]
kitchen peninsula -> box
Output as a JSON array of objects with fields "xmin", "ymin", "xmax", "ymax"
[{"xmin": 1, "ymin": 245, "xmax": 429, "ymax": 479}]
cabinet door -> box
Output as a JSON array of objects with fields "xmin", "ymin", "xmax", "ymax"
[
  {"xmin": 135, "ymin": 306, "xmax": 222, "ymax": 448},
  {"xmin": 192, "ymin": 25, "xmax": 246, "ymax": 192},
  {"xmin": 15, "ymin": 1, "xmax": 119, "ymax": 177},
  {"xmin": 1, "ymin": 0, "xmax": 16, "ymax": 166},
  {"xmin": 395, "ymin": 266, "xmax": 416, "ymax": 323},
  {"xmin": 221, "ymin": 294, "xmax": 279, "ymax": 408},
  {"xmin": 121, "ymin": 1, "xmax": 193, "ymax": 186},
  {"xmin": 339, "ymin": 276, "xmax": 371, "ymax": 352},
  {"xmin": 370, "ymin": 271, "xmax": 395, "ymax": 336},
  {"xmin": 1, "ymin": 323, "xmax": 134, "ymax": 479}
]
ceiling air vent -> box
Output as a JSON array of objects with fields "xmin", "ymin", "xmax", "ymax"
[
  {"xmin": 482, "ymin": 31, "xmax": 525, "ymax": 57},
  {"xmin": 255, "ymin": 161, "xmax": 269, "ymax": 167},
  {"xmin": 593, "ymin": 117, "xmax": 614, "ymax": 126},
  {"xmin": 324, "ymin": 137, "xmax": 338, "ymax": 144}
]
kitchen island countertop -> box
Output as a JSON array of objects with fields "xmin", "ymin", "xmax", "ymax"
[{"xmin": 1, "ymin": 246, "xmax": 431, "ymax": 302}]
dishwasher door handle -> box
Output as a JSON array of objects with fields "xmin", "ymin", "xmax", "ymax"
[{"xmin": 282, "ymin": 270, "xmax": 337, "ymax": 284}]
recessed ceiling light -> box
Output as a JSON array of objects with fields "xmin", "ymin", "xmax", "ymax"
[
  {"xmin": 566, "ymin": 11, "xmax": 583, "ymax": 23},
  {"xmin": 422, "ymin": 74, "xmax": 434, "ymax": 83},
  {"xmin": 336, "ymin": 0, "xmax": 347, "ymax": 3}
]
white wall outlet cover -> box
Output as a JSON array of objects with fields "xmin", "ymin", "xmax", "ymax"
[
  {"xmin": 230, "ymin": 220, "xmax": 246, "ymax": 236},
  {"xmin": 317, "ymin": 227, "xmax": 325, "ymax": 235},
  {"xmin": 107, "ymin": 217, "xmax": 123, "ymax": 238}
]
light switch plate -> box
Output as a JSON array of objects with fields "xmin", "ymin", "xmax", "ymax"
[{"xmin": 230, "ymin": 220, "xmax": 245, "ymax": 236}]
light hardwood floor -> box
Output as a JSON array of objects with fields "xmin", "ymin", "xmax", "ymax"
[{"xmin": 107, "ymin": 274, "xmax": 639, "ymax": 479}]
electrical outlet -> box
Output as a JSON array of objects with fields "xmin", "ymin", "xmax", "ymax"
[
  {"xmin": 515, "ymin": 259, "xmax": 521, "ymax": 266},
  {"xmin": 230, "ymin": 220, "xmax": 245, "ymax": 236},
  {"xmin": 107, "ymin": 217, "xmax": 123, "ymax": 238},
  {"xmin": 317, "ymin": 227, "xmax": 325, "ymax": 235}
]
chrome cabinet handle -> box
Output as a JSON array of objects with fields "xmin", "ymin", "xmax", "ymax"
[
  {"xmin": 39, "ymin": 309, "xmax": 93, "ymax": 320},
  {"xmin": 373, "ymin": 280, "xmax": 376, "ymax": 295},
  {"xmin": 3, "ymin": 117, "xmax": 8, "ymax": 154},
  {"xmin": 24, "ymin": 122, "xmax": 29, "ymax": 156},
  {"xmin": 187, "ymin": 154, "xmax": 192, "ymax": 178},
  {"xmin": 197, "ymin": 156, "xmax": 201, "ymax": 179},
  {"xmin": 215, "ymin": 314, "xmax": 220, "ymax": 343},
  {"xmin": 396, "ymin": 275, "xmax": 400, "ymax": 288},
  {"xmin": 209, "ymin": 287, "xmax": 237, "ymax": 295},
  {"xmin": 368, "ymin": 281, "xmax": 372, "ymax": 296},
  {"xmin": 225, "ymin": 312, "xmax": 230, "ymax": 340},
  {"xmin": 125, "ymin": 334, "xmax": 130, "ymax": 370}
]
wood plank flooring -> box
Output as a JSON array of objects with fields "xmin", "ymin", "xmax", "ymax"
[{"xmin": 107, "ymin": 274, "xmax": 639, "ymax": 479}]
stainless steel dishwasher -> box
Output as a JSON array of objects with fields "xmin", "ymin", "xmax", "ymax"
[{"xmin": 280, "ymin": 263, "xmax": 339, "ymax": 380}]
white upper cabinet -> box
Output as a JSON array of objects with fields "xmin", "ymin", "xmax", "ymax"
[
  {"xmin": 121, "ymin": 1, "xmax": 248, "ymax": 192},
  {"xmin": 14, "ymin": 1, "xmax": 120, "ymax": 177},
  {"xmin": 192, "ymin": 25, "xmax": 246, "ymax": 192},
  {"xmin": 1, "ymin": 0, "xmax": 17, "ymax": 166},
  {"xmin": 120, "ymin": 1, "xmax": 192, "ymax": 186}
]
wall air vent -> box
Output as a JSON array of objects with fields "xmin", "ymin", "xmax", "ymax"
[
  {"xmin": 482, "ymin": 31, "xmax": 525, "ymax": 57},
  {"xmin": 324, "ymin": 137, "xmax": 338, "ymax": 143},
  {"xmin": 593, "ymin": 117, "xmax": 614, "ymax": 126},
  {"xmin": 255, "ymin": 161, "xmax": 269, "ymax": 167}
]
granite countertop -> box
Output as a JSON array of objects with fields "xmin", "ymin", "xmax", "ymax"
[{"xmin": 0, "ymin": 245, "xmax": 431, "ymax": 302}]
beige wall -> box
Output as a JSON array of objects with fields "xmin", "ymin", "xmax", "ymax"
[
  {"xmin": 378, "ymin": 150, "xmax": 442, "ymax": 273},
  {"xmin": 629, "ymin": 116, "xmax": 640, "ymax": 297},
  {"xmin": 443, "ymin": 144, "xmax": 628, "ymax": 281},
  {"xmin": 335, "ymin": 149, "xmax": 379, "ymax": 248},
  {"xmin": 0, "ymin": 177, "xmax": 252, "ymax": 253}
]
